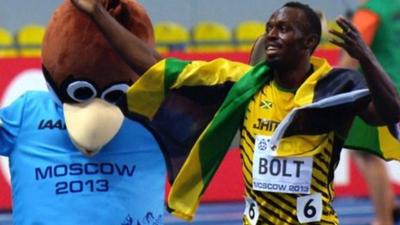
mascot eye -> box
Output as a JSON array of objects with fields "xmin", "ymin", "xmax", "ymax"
[
  {"xmin": 101, "ymin": 84, "xmax": 130, "ymax": 103},
  {"xmin": 67, "ymin": 81, "xmax": 97, "ymax": 102}
]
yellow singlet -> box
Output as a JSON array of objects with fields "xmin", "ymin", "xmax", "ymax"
[{"xmin": 240, "ymin": 79, "xmax": 339, "ymax": 225}]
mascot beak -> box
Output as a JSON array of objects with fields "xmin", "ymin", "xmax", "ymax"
[{"xmin": 63, "ymin": 99, "xmax": 124, "ymax": 156}]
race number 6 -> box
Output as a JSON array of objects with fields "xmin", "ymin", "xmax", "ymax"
[
  {"xmin": 244, "ymin": 197, "xmax": 259, "ymax": 225},
  {"xmin": 296, "ymin": 193, "xmax": 322, "ymax": 223}
]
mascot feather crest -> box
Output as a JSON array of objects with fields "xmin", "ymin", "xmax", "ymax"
[
  {"xmin": 41, "ymin": 0, "xmax": 155, "ymax": 156},
  {"xmin": 42, "ymin": 0, "xmax": 154, "ymax": 91}
]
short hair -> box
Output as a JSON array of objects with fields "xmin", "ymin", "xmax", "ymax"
[{"xmin": 282, "ymin": 2, "xmax": 322, "ymax": 52}]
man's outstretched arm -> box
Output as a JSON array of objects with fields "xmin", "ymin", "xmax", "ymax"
[
  {"xmin": 330, "ymin": 17, "xmax": 400, "ymax": 125},
  {"xmin": 71, "ymin": 0, "xmax": 162, "ymax": 75}
]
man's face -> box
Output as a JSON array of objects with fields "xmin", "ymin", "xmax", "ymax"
[{"xmin": 264, "ymin": 7, "xmax": 309, "ymax": 69}]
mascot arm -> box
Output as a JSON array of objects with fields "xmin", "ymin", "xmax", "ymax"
[
  {"xmin": 71, "ymin": 0, "xmax": 161, "ymax": 75},
  {"xmin": 0, "ymin": 94, "xmax": 27, "ymax": 156}
]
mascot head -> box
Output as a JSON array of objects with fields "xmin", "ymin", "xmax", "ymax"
[{"xmin": 42, "ymin": 0, "xmax": 154, "ymax": 156}]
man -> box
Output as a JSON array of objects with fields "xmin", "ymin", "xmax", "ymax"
[
  {"xmin": 71, "ymin": 0, "xmax": 400, "ymax": 224},
  {"xmin": 338, "ymin": 0, "xmax": 400, "ymax": 224}
]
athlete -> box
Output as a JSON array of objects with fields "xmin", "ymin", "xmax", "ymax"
[{"xmin": 71, "ymin": 0, "xmax": 400, "ymax": 224}]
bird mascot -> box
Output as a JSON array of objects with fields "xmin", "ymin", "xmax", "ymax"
[{"xmin": 0, "ymin": 1, "xmax": 167, "ymax": 224}]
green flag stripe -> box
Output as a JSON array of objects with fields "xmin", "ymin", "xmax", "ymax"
[
  {"xmin": 344, "ymin": 117, "xmax": 383, "ymax": 156},
  {"xmin": 164, "ymin": 58, "xmax": 191, "ymax": 95},
  {"xmin": 198, "ymin": 63, "xmax": 271, "ymax": 192}
]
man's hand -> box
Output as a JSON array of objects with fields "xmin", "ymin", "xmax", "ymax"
[
  {"xmin": 70, "ymin": 0, "xmax": 100, "ymax": 15},
  {"xmin": 329, "ymin": 16, "xmax": 373, "ymax": 63},
  {"xmin": 330, "ymin": 17, "xmax": 400, "ymax": 125}
]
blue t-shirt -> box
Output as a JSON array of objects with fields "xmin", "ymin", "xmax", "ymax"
[{"xmin": 0, "ymin": 91, "xmax": 167, "ymax": 225}]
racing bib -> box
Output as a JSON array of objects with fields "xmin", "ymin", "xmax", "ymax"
[
  {"xmin": 296, "ymin": 193, "xmax": 323, "ymax": 223},
  {"xmin": 252, "ymin": 135, "xmax": 313, "ymax": 194},
  {"xmin": 244, "ymin": 197, "xmax": 259, "ymax": 225}
]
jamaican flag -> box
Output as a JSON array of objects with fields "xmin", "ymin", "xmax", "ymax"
[
  {"xmin": 124, "ymin": 57, "xmax": 400, "ymax": 221},
  {"xmin": 344, "ymin": 104, "xmax": 400, "ymax": 159}
]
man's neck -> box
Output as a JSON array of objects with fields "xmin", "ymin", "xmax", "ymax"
[{"xmin": 273, "ymin": 59, "xmax": 313, "ymax": 90}]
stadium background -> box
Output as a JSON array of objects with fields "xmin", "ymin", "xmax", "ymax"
[
  {"xmin": 1, "ymin": 0, "xmax": 358, "ymax": 33},
  {"xmin": 1, "ymin": 0, "xmax": 400, "ymax": 224}
]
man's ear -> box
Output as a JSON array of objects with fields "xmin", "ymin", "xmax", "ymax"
[{"xmin": 304, "ymin": 33, "xmax": 319, "ymax": 52}]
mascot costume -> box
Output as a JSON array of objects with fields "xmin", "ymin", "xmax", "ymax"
[{"xmin": 0, "ymin": 1, "xmax": 167, "ymax": 224}]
